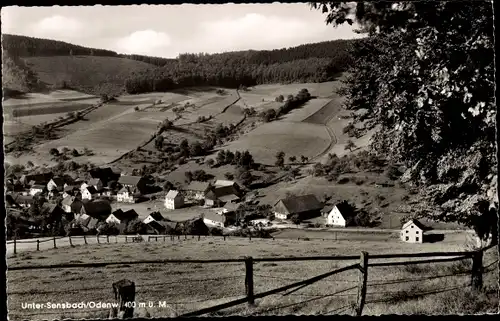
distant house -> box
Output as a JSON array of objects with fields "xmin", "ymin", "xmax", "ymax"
[
  {"xmin": 76, "ymin": 200, "xmax": 112, "ymax": 222},
  {"xmin": 326, "ymin": 201, "xmax": 356, "ymax": 227},
  {"xmin": 20, "ymin": 172, "xmax": 54, "ymax": 187},
  {"xmin": 146, "ymin": 220, "xmax": 166, "ymax": 235},
  {"xmin": 143, "ymin": 211, "xmax": 165, "ymax": 224},
  {"xmin": 274, "ymin": 194, "xmax": 323, "ymax": 220},
  {"xmin": 183, "ymin": 181, "xmax": 212, "ymax": 200},
  {"xmin": 62, "ymin": 185, "xmax": 79, "ymax": 198},
  {"xmin": 6, "ymin": 193, "xmax": 35, "ymax": 208},
  {"xmin": 205, "ymin": 185, "xmax": 241, "ymax": 207},
  {"xmin": 47, "ymin": 177, "xmax": 66, "ymax": 192},
  {"xmin": 401, "ymin": 219, "xmax": 432, "ymax": 244},
  {"xmin": 203, "ymin": 211, "xmax": 228, "ymax": 228},
  {"xmin": 82, "ymin": 186, "xmax": 99, "ymax": 200},
  {"xmin": 164, "ymin": 190, "xmax": 184, "ymax": 210},
  {"xmin": 89, "ymin": 167, "xmax": 118, "ymax": 186},
  {"xmin": 223, "ymin": 202, "xmax": 240, "ymax": 214},
  {"xmin": 106, "ymin": 209, "xmax": 139, "ymax": 225},
  {"xmin": 117, "ymin": 186, "xmax": 140, "ymax": 203},
  {"xmin": 29, "ymin": 185, "xmax": 46, "ymax": 196},
  {"xmin": 321, "ymin": 205, "xmax": 333, "ymax": 218},
  {"xmin": 88, "ymin": 178, "xmax": 104, "ymax": 192},
  {"xmin": 42, "ymin": 203, "xmax": 68, "ymax": 223},
  {"xmin": 61, "ymin": 196, "xmax": 83, "ymax": 213},
  {"xmin": 118, "ymin": 175, "xmax": 147, "ymax": 194}
]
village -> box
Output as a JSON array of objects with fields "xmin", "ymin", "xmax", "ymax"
[{"xmin": 6, "ymin": 166, "xmax": 432, "ymax": 244}]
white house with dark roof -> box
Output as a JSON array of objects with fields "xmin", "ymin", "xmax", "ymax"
[
  {"xmin": 118, "ymin": 175, "xmax": 147, "ymax": 194},
  {"xmin": 400, "ymin": 219, "xmax": 432, "ymax": 244},
  {"xmin": 82, "ymin": 186, "xmax": 99, "ymax": 200},
  {"xmin": 29, "ymin": 185, "xmax": 46, "ymax": 196},
  {"xmin": 106, "ymin": 209, "xmax": 139, "ymax": 225},
  {"xmin": 164, "ymin": 190, "xmax": 184, "ymax": 210},
  {"xmin": 47, "ymin": 177, "xmax": 66, "ymax": 192},
  {"xmin": 143, "ymin": 211, "xmax": 165, "ymax": 224},
  {"xmin": 117, "ymin": 186, "xmax": 139, "ymax": 203},
  {"xmin": 325, "ymin": 201, "xmax": 356, "ymax": 227},
  {"xmin": 183, "ymin": 181, "xmax": 212, "ymax": 200},
  {"xmin": 203, "ymin": 211, "xmax": 227, "ymax": 228}
]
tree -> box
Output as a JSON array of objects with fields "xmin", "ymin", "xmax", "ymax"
[
  {"xmin": 155, "ymin": 135, "xmax": 164, "ymax": 150},
  {"xmin": 275, "ymin": 94, "xmax": 284, "ymax": 102},
  {"xmin": 290, "ymin": 214, "xmax": 301, "ymax": 226},
  {"xmin": 275, "ymin": 151, "xmax": 285, "ymax": 168},
  {"xmin": 300, "ymin": 155, "xmax": 309, "ymax": 164},
  {"xmin": 180, "ymin": 139, "xmax": 189, "ymax": 157},
  {"xmin": 345, "ymin": 140, "xmax": 356, "ymax": 152},
  {"xmin": 71, "ymin": 149, "xmax": 79, "ymax": 157},
  {"xmin": 189, "ymin": 142, "xmax": 203, "ymax": 157},
  {"xmin": 205, "ymin": 158, "xmax": 215, "ymax": 168},
  {"xmin": 163, "ymin": 181, "xmax": 174, "ymax": 191},
  {"xmin": 216, "ymin": 150, "xmax": 226, "ymax": 165},
  {"xmin": 185, "ymin": 171, "xmax": 193, "ymax": 183},
  {"xmin": 224, "ymin": 172, "xmax": 234, "ymax": 180},
  {"xmin": 49, "ymin": 148, "xmax": 59, "ymax": 156},
  {"xmin": 312, "ymin": 2, "xmax": 497, "ymax": 244},
  {"xmin": 289, "ymin": 156, "xmax": 296, "ymax": 163}
]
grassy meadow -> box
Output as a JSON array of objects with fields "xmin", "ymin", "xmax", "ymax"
[{"xmin": 7, "ymin": 237, "xmax": 497, "ymax": 320}]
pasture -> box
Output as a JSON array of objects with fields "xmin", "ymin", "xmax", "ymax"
[
  {"xmin": 280, "ymin": 98, "xmax": 332, "ymax": 122},
  {"xmin": 7, "ymin": 236, "xmax": 497, "ymax": 319},
  {"xmin": 223, "ymin": 121, "xmax": 332, "ymax": 165}
]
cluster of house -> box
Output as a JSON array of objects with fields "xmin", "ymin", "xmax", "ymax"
[{"xmin": 6, "ymin": 168, "xmax": 430, "ymax": 243}]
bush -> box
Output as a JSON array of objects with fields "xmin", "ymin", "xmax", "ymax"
[{"xmin": 49, "ymin": 148, "xmax": 60, "ymax": 156}]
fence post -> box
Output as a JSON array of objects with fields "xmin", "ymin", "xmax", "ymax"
[
  {"xmin": 223, "ymin": 235, "xmax": 226, "ymax": 241},
  {"xmin": 37, "ymin": 240, "xmax": 40, "ymax": 251},
  {"xmin": 69, "ymin": 236, "xmax": 73, "ymax": 247},
  {"xmin": 245, "ymin": 256, "xmax": 255, "ymax": 306},
  {"xmin": 84, "ymin": 235, "xmax": 87, "ymax": 245},
  {"xmin": 184, "ymin": 234, "xmax": 187, "ymax": 240},
  {"xmin": 198, "ymin": 235, "xmax": 200, "ymax": 241},
  {"xmin": 115, "ymin": 236, "xmax": 118, "ymax": 243},
  {"xmin": 356, "ymin": 251, "xmax": 369, "ymax": 316},
  {"xmin": 13, "ymin": 235, "xmax": 17, "ymax": 255},
  {"xmin": 471, "ymin": 250, "xmax": 483, "ymax": 292},
  {"xmin": 53, "ymin": 237, "xmax": 57, "ymax": 249},
  {"xmin": 107, "ymin": 235, "xmax": 110, "ymax": 243},
  {"xmin": 178, "ymin": 235, "xmax": 180, "ymax": 240},
  {"xmin": 110, "ymin": 279, "xmax": 135, "ymax": 319}
]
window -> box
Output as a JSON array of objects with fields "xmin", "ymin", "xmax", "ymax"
[
  {"xmin": 411, "ymin": 225, "xmax": 414, "ymax": 228},
  {"xmin": 405, "ymin": 236, "xmax": 409, "ymax": 241},
  {"xmin": 406, "ymin": 230, "xmax": 409, "ymax": 233},
  {"xmin": 416, "ymin": 237, "xmax": 419, "ymax": 242},
  {"xmin": 416, "ymin": 231, "xmax": 419, "ymax": 235}
]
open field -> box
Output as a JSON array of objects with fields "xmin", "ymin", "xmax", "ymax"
[
  {"xmin": 281, "ymin": 98, "xmax": 332, "ymax": 122},
  {"xmin": 4, "ymin": 101, "xmax": 92, "ymax": 117},
  {"xmin": 7, "ymin": 238, "xmax": 497, "ymax": 319},
  {"xmin": 224, "ymin": 121, "xmax": 331, "ymax": 165}
]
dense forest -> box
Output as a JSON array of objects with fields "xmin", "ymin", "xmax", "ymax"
[{"xmin": 2, "ymin": 33, "xmax": 358, "ymax": 95}]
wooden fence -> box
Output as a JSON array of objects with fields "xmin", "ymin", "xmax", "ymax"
[{"xmin": 7, "ymin": 240, "xmax": 497, "ymax": 317}]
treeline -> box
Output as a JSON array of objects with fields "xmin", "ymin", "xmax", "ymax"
[
  {"xmin": 2, "ymin": 34, "xmax": 117, "ymax": 57},
  {"xmin": 125, "ymin": 56, "xmax": 349, "ymax": 94}
]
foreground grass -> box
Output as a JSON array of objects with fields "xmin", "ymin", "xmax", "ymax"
[{"xmin": 7, "ymin": 238, "xmax": 497, "ymax": 319}]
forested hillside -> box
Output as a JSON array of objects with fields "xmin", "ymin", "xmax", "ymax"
[
  {"xmin": 2, "ymin": 33, "xmax": 358, "ymax": 95},
  {"xmin": 1, "ymin": 50, "xmax": 45, "ymax": 98}
]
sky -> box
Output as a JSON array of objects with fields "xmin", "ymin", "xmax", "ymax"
[{"xmin": 1, "ymin": 4, "xmax": 363, "ymax": 58}]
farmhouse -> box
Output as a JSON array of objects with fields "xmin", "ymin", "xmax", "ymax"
[
  {"xmin": 47, "ymin": 177, "xmax": 66, "ymax": 192},
  {"xmin": 146, "ymin": 220, "xmax": 166, "ymax": 235},
  {"xmin": 183, "ymin": 181, "xmax": 212, "ymax": 200},
  {"xmin": 76, "ymin": 200, "xmax": 112, "ymax": 222},
  {"xmin": 400, "ymin": 219, "xmax": 432, "ymax": 244},
  {"xmin": 326, "ymin": 201, "xmax": 356, "ymax": 227},
  {"xmin": 118, "ymin": 175, "xmax": 147, "ymax": 194},
  {"xmin": 82, "ymin": 186, "xmax": 99, "ymax": 200},
  {"xmin": 117, "ymin": 186, "xmax": 140, "ymax": 203},
  {"xmin": 223, "ymin": 202, "xmax": 240, "ymax": 214},
  {"xmin": 61, "ymin": 196, "xmax": 83, "ymax": 213},
  {"xmin": 274, "ymin": 194, "xmax": 323, "ymax": 220},
  {"xmin": 20, "ymin": 173, "xmax": 54, "ymax": 187},
  {"xmin": 204, "ymin": 185, "xmax": 241, "ymax": 207},
  {"xmin": 164, "ymin": 190, "xmax": 184, "ymax": 210},
  {"xmin": 89, "ymin": 167, "xmax": 118, "ymax": 185},
  {"xmin": 203, "ymin": 211, "xmax": 228, "ymax": 228},
  {"xmin": 29, "ymin": 185, "xmax": 46, "ymax": 196},
  {"xmin": 143, "ymin": 211, "xmax": 165, "ymax": 224},
  {"xmin": 42, "ymin": 203, "xmax": 68, "ymax": 222},
  {"xmin": 88, "ymin": 178, "xmax": 104, "ymax": 192},
  {"xmin": 106, "ymin": 209, "xmax": 139, "ymax": 225}
]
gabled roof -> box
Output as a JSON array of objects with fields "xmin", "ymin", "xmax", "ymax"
[
  {"xmin": 118, "ymin": 175, "xmax": 143, "ymax": 186},
  {"xmin": 81, "ymin": 216, "xmax": 100, "ymax": 229},
  {"xmin": 218, "ymin": 194, "xmax": 240, "ymax": 202},
  {"xmin": 214, "ymin": 180, "xmax": 236, "ymax": 187},
  {"xmin": 322, "ymin": 205, "xmax": 334, "ymax": 213},
  {"xmin": 148, "ymin": 211, "xmax": 164, "ymax": 221},
  {"xmin": 21, "ymin": 172, "xmax": 54, "ymax": 184},
  {"xmin": 85, "ymin": 186, "xmax": 98, "ymax": 195},
  {"xmin": 274, "ymin": 194, "xmax": 323, "ymax": 215},
  {"xmin": 42, "ymin": 203, "xmax": 64, "ymax": 214},
  {"xmin": 146, "ymin": 220, "xmax": 165, "ymax": 233},
  {"xmin": 223, "ymin": 202, "xmax": 240, "ymax": 212},
  {"xmin": 203, "ymin": 211, "xmax": 226, "ymax": 224},
  {"xmin": 49, "ymin": 177, "xmax": 65, "ymax": 186},
  {"xmin": 184, "ymin": 181, "xmax": 211, "ymax": 192},
  {"xmin": 112, "ymin": 209, "xmax": 139, "ymax": 221},
  {"xmin": 402, "ymin": 219, "xmax": 432, "ymax": 231},
  {"xmin": 31, "ymin": 184, "xmax": 46, "ymax": 190},
  {"xmin": 166, "ymin": 190, "xmax": 181, "ymax": 199},
  {"xmin": 88, "ymin": 178, "xmax": 102, "ymax": 186},
  {"xmin": 81, "ymin": 200, "xmax": 112, "ymax": 219},
  {"xmin": 206, "ymin": 185, "xmax": 240, "ymax": 200},
  {"xmin": 333, "ymin": 201, "xmax": 356, "ymax": 219}
]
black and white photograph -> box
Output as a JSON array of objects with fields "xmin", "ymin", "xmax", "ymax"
[{"xmin": 2, "ymin": 1, "xmax": 498, "ymax": 319}]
